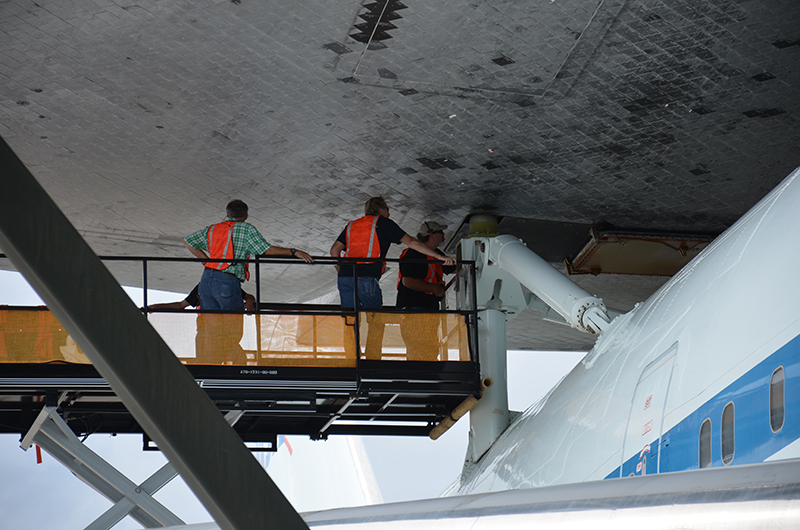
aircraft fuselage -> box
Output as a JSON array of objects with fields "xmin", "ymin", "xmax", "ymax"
[{"xmin": 457, "ymin": 166, "xmax": 800, "ymax": 493}]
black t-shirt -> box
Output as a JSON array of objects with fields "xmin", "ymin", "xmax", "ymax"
[
  {"xmin": 185, "ymin": 284, "xmax": 248, "ymax": 308},
  {"xmin": 396, "ymin": 248, "xmax": 455, "ymax": 310},
  {"xmin": 336, "ymin": 216, "xmax": 407, "ymax": 278}
]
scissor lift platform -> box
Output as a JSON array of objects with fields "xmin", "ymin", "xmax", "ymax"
[
  {"xmin": 0, "ymin": 306, "xmax": 481, "ymax": 444},
  {"xmin": 0, "ymin": 361, "xmax": 481, "ymax": 442}
]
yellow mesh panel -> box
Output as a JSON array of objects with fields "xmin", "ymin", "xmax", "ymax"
[
  {"xmin": 150, "ymin": 313, "xmax": 357, "ymax": 367},
  {"xmin": 0, "ymin": 310, "xmax": 470, "ymax": 366},
  {"xmin": 0, "ymin": 310, "xmax": 80, "ymax": 362},
  {"xmin": 358, "ymin": 312, "xmax": 471, "ymax": 361}
]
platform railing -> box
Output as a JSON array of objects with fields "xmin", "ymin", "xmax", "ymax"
[{"xmin": 0, "ymin": 254, "xmax": 480, "ymax": 372}]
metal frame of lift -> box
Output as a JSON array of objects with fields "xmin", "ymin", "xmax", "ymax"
[
  {"xmin": 21, "ymin": 401, "xmax": 183, "ymax": 530},
  {"xmin": 0, "ymin": 252, "xmax": 483, "ymax": 442},
  {"xmin": 20, "ymin": 398, "xmax": 246, "ymax": 530},
  {"xmin": 0, "ymin": 250, "xmax": 482, "ymax": 529},
  {"xmin": 0, "ymin": 361, "xmax": 480, "ymax": 443}
]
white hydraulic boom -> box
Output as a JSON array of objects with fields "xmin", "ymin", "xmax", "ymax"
[
  {"xmin": 488, "ymin": 234, "xmax": 612, "ymax": 334},
  {"xmin": 457, "ymin": 215, "xmax": 613, "ymax": 463}
]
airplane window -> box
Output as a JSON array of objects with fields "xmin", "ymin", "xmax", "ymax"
[
  {"xmin": 699, "ymin": 418, "xmax": 712, "ymax": 468},
  {"xmin": 770, "ymin": 366, "xmax": 785, "ymax": 432},
  {"xmin": 721, "ymin": 402, "xmax": 735, "ymax": 465}
]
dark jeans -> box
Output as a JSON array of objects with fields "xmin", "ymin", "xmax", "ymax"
[
  {"xmin": 336, "ymin": 276, "xmax": 382, "ymax": 309},
  {"xmin": 198, "ymin": 269, "xmax": 245, "ymax": 364},
  {"xmin": 199, "ymin": 268, "xmax": 241, "ymax": 310},
  {"xmin": 337, "ymin": 276, "xmax": 385, "ymax": 359}
]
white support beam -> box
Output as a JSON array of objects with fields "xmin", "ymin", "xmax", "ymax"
[
  {"xmin": 488, "ymin": 235, "xmax": 611, "ymax": 333},
  {"xmin": 86, "ymin": 412, "xmax": 247, "ymax": 529},
  {"xmin": 85, "ymin": 463, "xmax": 182, "ymax": 530},
  {"xmin": 467, "ymin": 309, "xmax": 510, "ymax": 463},
  {"xmin": 0, "ymin": 137, "xmax": 308, "ymax": 530},
  {"xmin": 22, "ymin": 407, "xmax": 183, "ymax": 529}
]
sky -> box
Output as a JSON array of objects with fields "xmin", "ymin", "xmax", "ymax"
[{"xmin": 0, "ymin": 269, "xmax": 585, "ymax": 529}]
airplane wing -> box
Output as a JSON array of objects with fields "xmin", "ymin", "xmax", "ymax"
[{"xmin": 156, "ymin": 459, "xmax": 800, "ymax": 529}]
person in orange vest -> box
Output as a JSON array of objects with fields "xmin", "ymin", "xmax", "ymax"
[
  {"xmin": 184, "ymin": 199, "xmax": 313, "ymax": 311},
  {"xmin": 396, "ymin": 221, "xmax": 456, "ymax": 361},
  {"xmin": 396, "ymin": 221, "xmax": 456, "ymax": 311},
  {"xmin": 329, "ymin": 197, "xmax": 455, "ymax": 311},
  {"xmin": 330, "ymin": 197, "xmax": 455, "ymax": 360},
  {"xmin": 185, "ymin": 199, "xmax": 313, "ymax": 365}
]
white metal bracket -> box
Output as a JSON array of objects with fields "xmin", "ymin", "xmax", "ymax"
[{"xmin": 21, "ymin": 405, "xmax": 184, "ymax": 530}]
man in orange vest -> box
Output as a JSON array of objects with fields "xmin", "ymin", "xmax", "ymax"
[
  {"xmin": 396, "ymin": 221, "xmax": 455, "ymax": 311},
  {"xmin": 396, "ymin": 221, "xmax": 456, "ymax": 360},
  {"xmin": 330, "ymin": 197, "xmax": 455, "ymax": 310},
  {"xmin": 185, "ymin": 199, "xmax": 313, "ymax": 311},
  {"xmin": 185, "ymin": 200, "xmax": 313, "ymax": 365},
  {"xmin": 330, "ymin": 197, "xmax": 455, "ymax": 360}
]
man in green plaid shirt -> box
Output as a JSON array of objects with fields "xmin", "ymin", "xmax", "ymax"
[{"xmin": 184, "ymin": 199, "xmax": 313, "ymax": 311}]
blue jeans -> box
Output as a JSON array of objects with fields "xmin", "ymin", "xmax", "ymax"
[
  {"xmin": 337, "ymin": 276, "xmax": 383, "ymax": 310},
  {"xmin": 338, "ymin": 276, "xmax": 385, "ymax": 359},
  {"xmin": 198, "ymin": 269, "xmax": 246, "ymax": 364},
  {"xmin": 199, "ymin": 268, "xmax": 241, "ymax": 310}
]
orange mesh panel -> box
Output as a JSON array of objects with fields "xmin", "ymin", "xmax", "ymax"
[
  {"xmin": 358, "ymin": 312, "xmax": 471, "ymax": 361},
  {"xmin": 0, "ymin": 310, "xmax": 86, "ymax": 363},
  {"xmin": 148, "ymin": 313, "xmax": 357, "ymax": 367},
  {"xmin": 0, "ymin": 310, "xmax": 470, "ymax": 366}
]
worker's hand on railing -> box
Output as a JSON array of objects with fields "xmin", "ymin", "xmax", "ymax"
[
  {"xmin": 263, "ymin": 246, "xmax": 314, "ymax": 263},
  {"xmin": 294, "ymin": 249, "xmax": 314, "ymax": 263},
  {"xmin": 440, "ymin": 255, "xmax": 456, "ymax": 266}
]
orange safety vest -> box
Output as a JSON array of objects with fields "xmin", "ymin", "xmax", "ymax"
[
  {"xmin": 397, "ymin": 248, "xmax": 444, "ymax": 295},
  {"xmin": 204, "ymin": 220, "xmax": 249, "ymax": 280},
  {"xmin": 344, "ymin": 215, "xmax": 385, "ymax": 273}
]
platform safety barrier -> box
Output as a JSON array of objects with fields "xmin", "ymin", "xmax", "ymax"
[
  {"xmin": 0, "ymin": 309, "xmax": 472, "ymax": 367},
  {"xmin": 0, "ymin": 252, "xmax": 479, "ymax": 369},
  {"xmin": 0, "ymin": 253, "xmax": 481, "ymax": 440}
]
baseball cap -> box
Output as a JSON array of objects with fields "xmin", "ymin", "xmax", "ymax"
[{"xmin": 418, "ymin": 221, "xmax": 447, "ymax": 237}]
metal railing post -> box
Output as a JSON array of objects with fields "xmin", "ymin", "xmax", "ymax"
[
  {"xmin": 142, "ymin": 259, "xmax": 148, "ymax": 319},
  {"xmin": 254, "ymin": 255, "xmax": 261, "ymax": 313},
  {"xmin": 470, "ymin": 261, "xmax": 479, "ymax": 365},
  {"xmin": 352, "ymin": 263, "xmax": 362, "ymax": 378},
  {"xmin": 255, "ymin": 255, "xmax": 262, "ymax": 363}
]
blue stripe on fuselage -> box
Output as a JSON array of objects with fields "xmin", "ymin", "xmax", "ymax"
[{"xmin": 607, "ymin": 333, "xmax": 800, "ymax": 479}]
